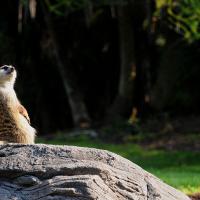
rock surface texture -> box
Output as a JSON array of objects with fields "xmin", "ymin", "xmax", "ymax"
[{"xmin": 0, "ymin": 144, "xmax": 190, "ymax": 200}]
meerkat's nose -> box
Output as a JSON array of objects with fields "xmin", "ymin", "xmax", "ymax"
[{"xmin": 10, "ymin": 66, "xmax": 14, "ymax": 72}]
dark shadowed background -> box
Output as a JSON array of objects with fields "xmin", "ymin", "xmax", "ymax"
[{"xmin": 1, "ymin": 0, "xmax": 200, "ymax": 136}]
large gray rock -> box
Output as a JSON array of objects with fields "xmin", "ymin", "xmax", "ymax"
[{"xmin": 0, "ymin": 144, "xmax": 190, "ymax": 200}]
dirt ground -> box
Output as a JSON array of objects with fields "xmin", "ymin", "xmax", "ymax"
[
  {"xmin": 189, "ymin": 193, "xmax": 200, "ymax": 200},
  {"xmin": 140, "ymin": 115, "xmax": 200, "ymax": 151}
]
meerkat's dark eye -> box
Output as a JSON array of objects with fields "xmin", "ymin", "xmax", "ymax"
[{"xmin": 1, "ymin": 66, "xmax": 9, "ymax": 71}]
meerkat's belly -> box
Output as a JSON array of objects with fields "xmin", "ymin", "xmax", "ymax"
[
  {"xmin": 0, "ymin": 102, "xmax": 36, "ymax": 144},
  {"xmin": 0, "ymin": 103, "xmax": 17, "ymax": 141}
]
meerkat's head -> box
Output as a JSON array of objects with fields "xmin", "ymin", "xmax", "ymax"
[{"xmin": 0, "ymin": 65, "xmax": 17, "ymax": 88}]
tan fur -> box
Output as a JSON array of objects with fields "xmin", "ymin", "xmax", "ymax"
[{"xmin": 0, "ymin": 65, "xmax": 36, "ymax": 144}]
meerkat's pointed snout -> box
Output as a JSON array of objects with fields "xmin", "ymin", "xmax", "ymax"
[{"xmin": 1, "ymin": 65, "xmax": 15, "ymax": 74}]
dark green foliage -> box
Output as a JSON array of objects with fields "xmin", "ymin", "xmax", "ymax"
[
  {"xmin": 45, "ymin": 0, "xmax": 128, "ymax": 15},
  {"xmin": 156, "ymin": 0, "xmax": 200, "ymax": 42},
  {"xmin": 100, "ymin": 120, "xmax": 139, "ymax": 143}
]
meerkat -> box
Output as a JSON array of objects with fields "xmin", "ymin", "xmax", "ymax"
[{"xmin": 0, "ymin": 65, "xmax": 36, "ymax": 144}]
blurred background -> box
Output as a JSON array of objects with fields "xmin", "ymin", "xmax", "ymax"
[
  {"xmin": 2, "ymin": 0, "xmax": 200, "ymax": 134},
  {"xmin": 1, "ymin": 0, "xmax": 200, "ymax": 197}
]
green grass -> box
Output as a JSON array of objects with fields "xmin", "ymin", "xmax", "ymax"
[{"xmin": 37, "ymin": 135, "xmax": 200, "ymax": 194}]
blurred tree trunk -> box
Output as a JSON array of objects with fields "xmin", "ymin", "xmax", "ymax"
[
  {"xmin": 41, "ymin": 3, "xmax": 91, "ymax": 128},
  {"xmin": 135, "ymin": 0, "xmax": 156, "ymax": 115},
  {"xmin": 106, "ymin": 4, "xmax": 136, "ymax": 122}
]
